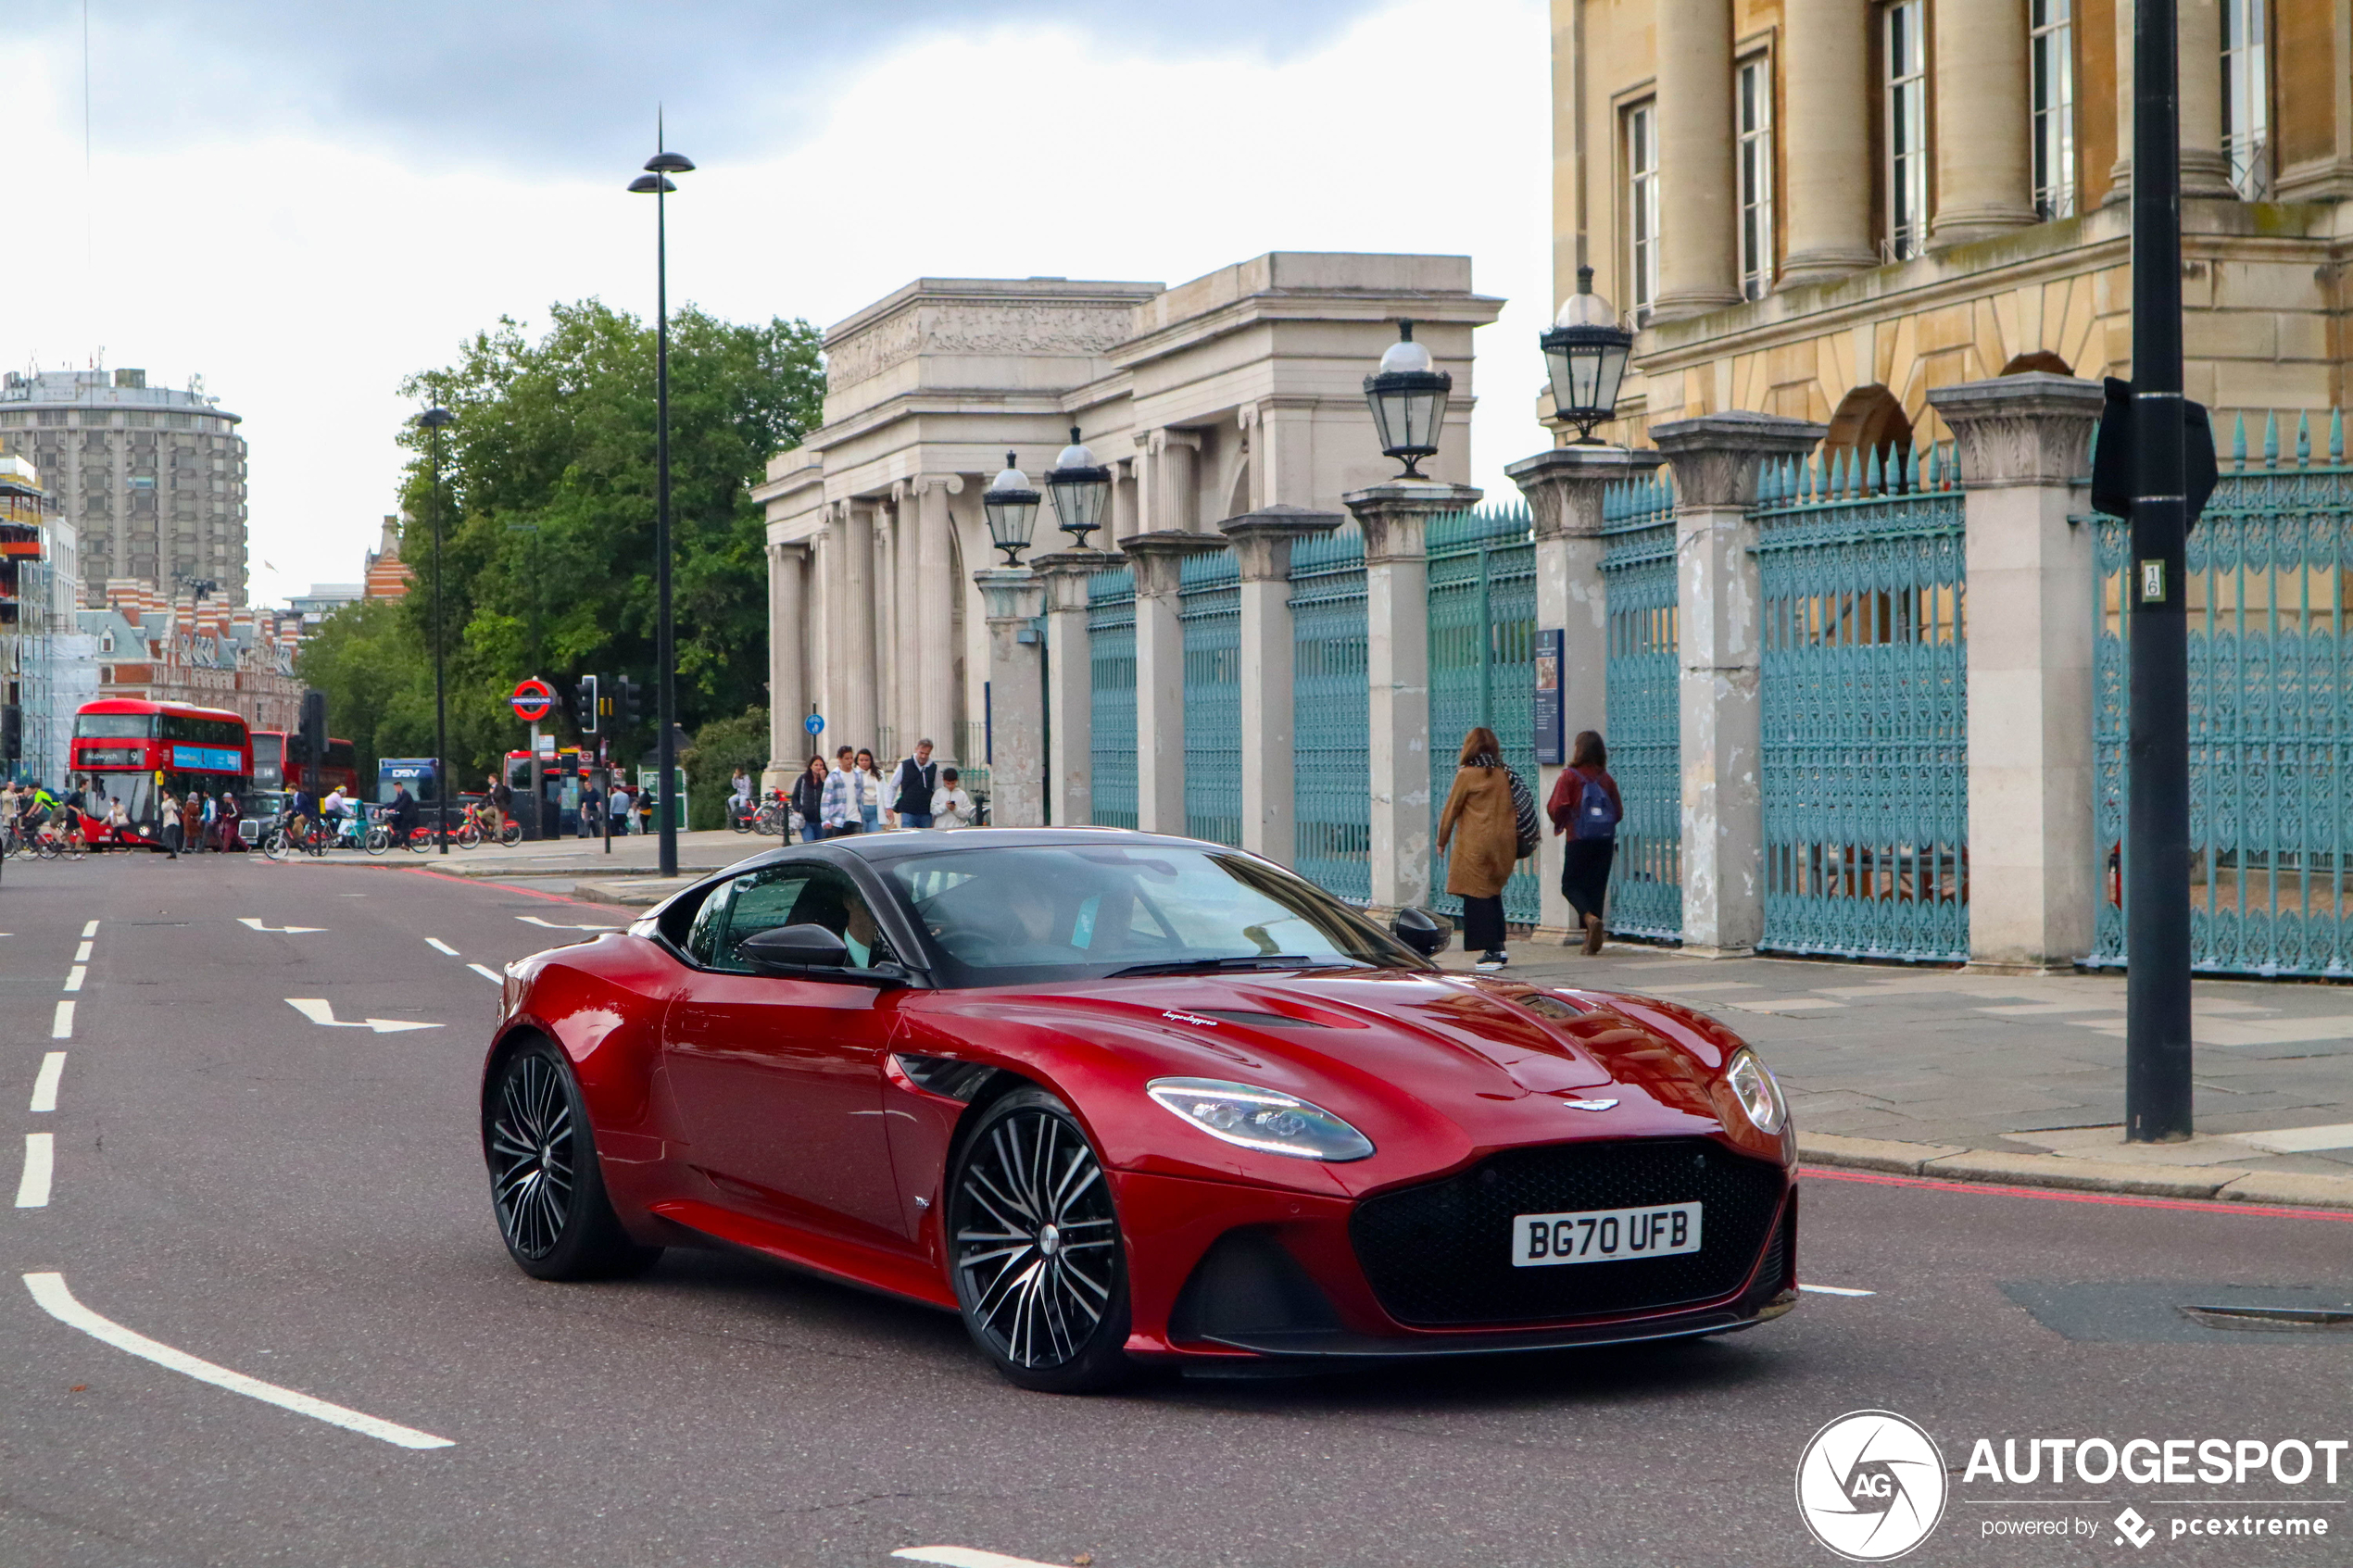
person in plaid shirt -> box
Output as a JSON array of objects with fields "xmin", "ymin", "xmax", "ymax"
[{"xmin": 820, "ymin": 746, "xmax": 863, "ymax": 837}]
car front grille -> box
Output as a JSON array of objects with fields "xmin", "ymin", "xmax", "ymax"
[{"xmin": 1349, "ymin": 1137, "xmax": 1787, "ymax": 1327}]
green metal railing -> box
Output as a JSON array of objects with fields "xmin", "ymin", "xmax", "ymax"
[
  {"xmin": 1179, "ymin": 547, "xmax": 1242, "ymax": 847},
  {"xmin": 1600, "ymin": 471, "xmax": 1684, "ymax": 939},
  {"xmin": 1291, "ymin": 523, "xmax": 1371, "ymax": 903},
  {"xmin": 2095, "ymin": 409, "xmax": 2353, "ymax": 975},
  {"xmin": 1751, "ymin": 444, "xmax": 1968, "ymax": 961},
  {"xmin": 1086, "ymin": 566, "xmax": 1138, "ymax": 830},
  {"xmin": 1427, "ymin": 506, "xmax": 1541, "ymax": 926}
]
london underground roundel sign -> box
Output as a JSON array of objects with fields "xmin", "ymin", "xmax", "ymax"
[{"xmin": 510, "ymin": 678, "xmax": 555, "ymax": 722}]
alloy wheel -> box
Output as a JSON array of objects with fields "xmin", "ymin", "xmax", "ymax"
[
  {"xmin": 488, "ymin": 1050, "xmax": 576, "ymax": 1260},
  {"xmin": 952, "ymin": 1106, "xmax": 1120, "ymax": 1370}
]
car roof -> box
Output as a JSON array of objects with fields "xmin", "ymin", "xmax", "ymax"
[{"xmin": 726, "ymin": 826, "xmax": 1231, "ymax": 874}]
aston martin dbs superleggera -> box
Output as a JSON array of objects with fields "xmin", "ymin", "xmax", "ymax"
[{"xmin": 480, "ymin": 829, "xmax": 1798, "ymax": 1390}]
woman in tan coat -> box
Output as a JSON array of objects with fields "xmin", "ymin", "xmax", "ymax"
[{"xmin": 1436, "ymin": 725, "xmax": 1520, "ymax": 970}]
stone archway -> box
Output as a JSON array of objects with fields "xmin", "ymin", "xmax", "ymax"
[
  {"xmin": 1824, "ymin": 384, "xmax": 1916, "ymax": 462},
  {"xmin": 1999, "ymin": 350, "xmax": 2073, "ymax": 376}
]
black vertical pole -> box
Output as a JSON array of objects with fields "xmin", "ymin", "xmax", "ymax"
[
  {"xmin": 2126, "ymin": 0, "xmax": 2193, "ymax": 1140},
  {"xmin": 654, "ymin": 150, "xmax": 679, "ymax": 879},
  {"xmin": 429, "ymin": 414, "xmax": 450, "ymax": 858}
]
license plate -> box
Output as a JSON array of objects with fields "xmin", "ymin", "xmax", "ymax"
[{"xmin": 1512, "ymin": 1201, "xmax": 1702, "ymax": 1268}]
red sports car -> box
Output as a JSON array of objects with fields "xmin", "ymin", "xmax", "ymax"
[{"xmin": 481, "ymin": 829, "xmax": 1798, "ymax": 1391}]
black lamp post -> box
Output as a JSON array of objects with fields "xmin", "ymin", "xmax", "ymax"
[
  {"xmin": 629, "ymin": 129, "xmax": 694, "ymax": 878},
  {"xmin": 1044, "ymin": 427, "xmax": 1112, "ymax": 549},
  {"xmin": 1541, "ymin": 266, "xmax": 1636, "ymax": 444},
  {"xmin": 1362, "ymin": 320, "xmax": 1453, "ymax": 479},
  {"xmin": 981, "ymin": 454, "xmax": 1043, "ymax": 565},
  {"xmin": 416, "ymin": 404, "xmax": 455, "ymax": 856}
]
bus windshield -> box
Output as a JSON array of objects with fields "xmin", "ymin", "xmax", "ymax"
[{"xmin": 75, "ymin": 714, "xmax": 156, "ymax": 740}]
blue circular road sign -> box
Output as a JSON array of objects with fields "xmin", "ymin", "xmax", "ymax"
[{"xmin": 804, "ymin": 712, "xmax": 824, "ymax": 736}]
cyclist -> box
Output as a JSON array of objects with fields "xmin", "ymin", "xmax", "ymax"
[
  {"xmin": 322, "ymin": 784, "xmax": 363, "ymax": 848},
  {"xmin": 484, "ymin": 771, "xmax": 513, "ymax": 837}
]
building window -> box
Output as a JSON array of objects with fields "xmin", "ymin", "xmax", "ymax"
[
  {"xmin": 2222, "ymin": 0, "xmax": 2269, "ymax": 198},
  {"xmin": 1737, "ymin": 56, "xmax": 1775, "ymax": 299},
  {"xmin": 2030, "ymin": 0, "xmax": 2075, "ymax": 219},
  {"xmin": 1625, "ymin": 101, "xmax": 1660, "ymax": 324},
  {"xmin": 1882, "ymin": 0, "xmax": 1930, "ymax": 260}
]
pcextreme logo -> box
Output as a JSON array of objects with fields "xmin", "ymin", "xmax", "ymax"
[{"xmin": 1795, "ymin": 1410, "xmax": 1951, "ymax": 1562}]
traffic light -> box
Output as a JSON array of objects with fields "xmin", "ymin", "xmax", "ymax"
[
  {"xmin": 621, "ymin": 676, "xmax": 644, "ymax": 728},
  {"xmin": 574, "ymin": 673, "xmax": 600, "ymax": 734}
]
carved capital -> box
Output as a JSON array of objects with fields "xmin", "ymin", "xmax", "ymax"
[
  {"xmin": 1030, "ymin": 548, "xmax": 1121, "ymax": 613},
  {"xmin": 1652, "ymin": 413, "xmax": 1827, "ymax": 508},
  {"xmin": 909, "ymin": 473, "xmax": 965, "ymax": 496},
  {"xmin": 1926, "ymin": 373, "xmax": 2106, "ymax": 488},
  {"xmin": 1505, "ymin": 445, "xmax": 1667, "ymax": 540},
  {"xmin": 1340, "ymin": 482, "xmax": 1484, "ymax": 564},
  {"xmin": 1120, "ymin": 530, "xmax": 1228, "ymax": 598},
  {"xmin": 1217, "ymin": 504, "xmax": 1344, "ymax": 582},
  {"xmin": 973, "ymin": 566, "xmax": 1045, "ymax": 625}
]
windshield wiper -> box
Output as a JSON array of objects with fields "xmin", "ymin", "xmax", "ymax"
[{"xmin": 1108, "ymin": 954, "xmax": 1351, "ymax": 978}]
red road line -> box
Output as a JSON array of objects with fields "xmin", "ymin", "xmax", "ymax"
[{"xmin": 1801, "ymin": 1163, "xmax": 2353, "ymax": 1223}]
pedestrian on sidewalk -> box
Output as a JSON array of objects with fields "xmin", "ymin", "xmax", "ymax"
[
  {"xmin": 854, "ymin": 748, "xmax": 885, "ymax": 834},
  {"xmin": 608, "ymin": 781, "xmax": 633, "ymax": 834},
  {"xmin": 822, "ymin": 746, "xmax": 862, "ymax": 838},
  {"xmin": 215, "ymin": 789, "xmax": 242, "ymax": 853},
  {"xmin": 1437, "ymin": 726, "xmax": 1522, "ymax": 971},
  {"xmin": 159, "ymin": 789, "xmax": 182, "ymax": 859},
  {"xmin": 789, "ymin": 756, "xmax": 828, "ymax": 843},
  {"xmin": 1546, "ymin": 729, "xmax": 1623, "ymax": 956},
  {"xmin": 932, "ymin": 767, "xmax": 974, "ymax": 829},
  {"xmin": 887, "ymin": 739, "xmax": 938, "ymax": 830},
  {"xmin": 577, "ymin": 779, "xmax": 602, "ymax": 838}
]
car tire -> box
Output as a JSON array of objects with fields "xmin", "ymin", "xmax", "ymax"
[
  {"xmin": 483, "ymin": 1039, "xmax": 661, "ymax": 1282},
  {"xmin": 947, "ymin": 1086, "xmax": 1133, "ymax": 1393}
]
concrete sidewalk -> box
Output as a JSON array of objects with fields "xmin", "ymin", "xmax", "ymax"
[{"xmin": 1441, "ymin": 935, "xmax": 2353, "ymax": 1205}]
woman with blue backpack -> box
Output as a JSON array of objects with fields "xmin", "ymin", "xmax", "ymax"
[{"xmin": 1547, "ymin": 729, "xmax": 1624, "ymax": 955}]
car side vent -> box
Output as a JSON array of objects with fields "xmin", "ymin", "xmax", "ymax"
[
  {"xmin": 891, "ymin": 1054, "xmax": 999, "ymax": 1102},
  {"xmin": 1189, "ymin": 1010, "xmax": 1332, "ymax": 1029}
]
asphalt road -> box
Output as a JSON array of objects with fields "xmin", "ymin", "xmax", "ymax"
[{"xmin": 3, "ymin": 850, "xmax": 2349, "ymax": 1568}]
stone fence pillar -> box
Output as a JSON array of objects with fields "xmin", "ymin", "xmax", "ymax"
[
  {"xmin": 974, "ymin": 567, "xmax": 1046, "ymax": 828},
  {"xmin": 1509, "ymin": 445, "xmax": 1668, "ymax": 942},
  {"xmin": 1342, "ymin": 481, "xmax": 1482, "ymax": 917},
  {"xmin": 1926, "ymin": 373, "xmax": 2106, "ymax": 972},
  {"xmin": 763, "ymin": 540, "xmax": 808, "ymax": 792},
  {"xmin": 1653, "ymin": 412, "xmax": 1825, "ymax": 956},
  {"xmin": 1121, "ymin": 532, "xmax": 1228, "ymax": 834},
  {"xmin": 1032, "ymin": 549, "xmax": 1114, "ymax": 830},
  {"xmin": 1221, "ymin": 507, "xmax": 1344, "ymax": 866}
]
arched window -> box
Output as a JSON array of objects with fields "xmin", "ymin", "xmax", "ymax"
[{"xmin": 1824, "ymin": 385, "xmax": 1915, "ymax": 464}]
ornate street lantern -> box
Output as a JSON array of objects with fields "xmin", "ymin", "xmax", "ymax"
[
  {"xmin": 1541, "ymin": 266, "xmax": 1636, "ymax": 444},
  {"xmin": 1362, "ymin": 320, "xmax": 1452, "ymax": 479},
  {"xmin": 1044, "ymin": 426, "xmax": 1112, "ymax": 548},
  {"xmin": 981, "ymin": 453, "xmax": 1043, "ymax": 565}
]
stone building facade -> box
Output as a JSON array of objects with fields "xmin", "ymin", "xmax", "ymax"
[
  {"xmin": 1551, "ymin": 0, "xmax": 2353, "ymax": 448},
  {"xmin": 0, "ymin": 369, "xmax": 250, "ymax": 606},
  {"xmin": 752, "ymin": 253, "xmax": 1501, "ymax": 784}
]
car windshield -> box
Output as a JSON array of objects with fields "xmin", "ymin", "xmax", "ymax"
[{"xmin": 884, "ymin": 842, "xmax": 1423, "ymax": 986}]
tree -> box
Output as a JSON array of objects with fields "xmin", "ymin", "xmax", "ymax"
[
  {"xmin": 345, "ymin": 298, "xmax": 821, "ymax": 786},
  {"xmin": 681, "ymin": 706, "xmax": 771, "ymax": 830}
]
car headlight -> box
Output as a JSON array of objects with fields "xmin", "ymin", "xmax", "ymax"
[
  {"xmin": 1146, "ymin": 1077, "xmax": 1375, "ymax": 1162},
  {"xmin": 1724, "ymin": 1048, "xmax": 1789, "ymax": 1135}
]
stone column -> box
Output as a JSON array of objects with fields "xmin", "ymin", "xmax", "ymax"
[
  {"xmin": 1110, "ymin": 459, "xmax": 1139, "ymax": 543},
  {"xmin": 873, "ymin": 506, "xmax": 898, "ymax": 759},
  {"xmin": 1780, "ymin": 0, "xmax": 1878, "ymax": 286},
  {"xmin": 764, "ymin": 541, "xmax": 808, "ymax": 789},
  {"xmin": 814, "ymin": 521, "xmax": 839, "ymax": 731},
  {"xmin": 1219, "ymin": 505, "xmax": 1344, "ymax": 866},
  {"xmin": 974, "ymin": 568, "xmax": 1047, "ymax": 828},
  {"xmin": 1508, "ymin": 445, "xmax": 1668, "ymax": 941},
  {"xmin": 1033, "ymin": 548, "xmax": 1114, "ymax": 828},
  {"xmin": 1931, "ymin": 0, "xmax": 2036, "ymax": 246},
  {"xmin": 1653, "ymin": 0, "xmax": 1741, "ymax": 320},
  {"xmin": 1342, "ymin": 481, "xmax": 1483, "ymax": 917},
  {"xmin": 1926, "ymin": 374, "xmax": 2106, "ymax": 972},
  {"xmin": 1652, "ymin": 413, "xmax": 1825, "ymax": 957},
  {"xmin": 2108, "ymin": 0, "xmax": 2241, "ymax": 203},
  {"xmin": 912, "ymin": 475, "xmax": 963, "ymax": 765},
  {"xmin": 1122, "ymin": 531, "xmax": 1228, "ymax": 834},
  {"xmin": 1157, "ymin": 429, "xmax": 1203, "ymax": 533},
  {"xmin": 892, "ymin": 482, "xmax": 921, "ymax": 748},
  {"xmin": 839, "ymin": 500, "xmax": 878, "ymax": 757}
]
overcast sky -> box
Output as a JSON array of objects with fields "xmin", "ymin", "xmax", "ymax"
[{"xmin": 9, "ymin": 0, "xmax": 1550, "ymax": 607}]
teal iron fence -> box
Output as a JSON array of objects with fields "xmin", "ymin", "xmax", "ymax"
[
  {"xmin": 1427, "ymin": 506, "xmax": 1541, "ymax": 926},
  {"xmin": 2094, "ymin": 411, "xmax": 2353, "ymax": 976},
  {"xmin": 1290, "ymin": 523, "xmax": 1371, "ymax": 903},
  {"xmin": 1600, "ymin": 471, "xmax": 1684, "ymax": 939},
  {"xmin": 1179, "ymin": 546, "xmax": 1242, "ymax": 847},
  {"xmin": 1087, "ymin": 565, "xmax": 1138, "ymax": 830},
  {"xmin": 1750, "ymin": 445, "xmax": 1968, "ymax": 960}
]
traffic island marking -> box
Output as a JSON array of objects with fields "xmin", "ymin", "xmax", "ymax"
[{"xmin": 239, "ymin": 919, "xmax": 323, "ymax": 934}]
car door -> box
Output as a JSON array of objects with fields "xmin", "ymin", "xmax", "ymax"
[{"xmin": 661, "ymin": 861, "xmax": 913, "ymax": 1246}]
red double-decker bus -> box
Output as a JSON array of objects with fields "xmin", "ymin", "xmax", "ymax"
[
  {"xmin": 70, "ymin": 699, "xmax": 254, "ymax": 833},
  {"xmin": 251, "ymin": 731, "xmax": 359, "ymax": 796}
]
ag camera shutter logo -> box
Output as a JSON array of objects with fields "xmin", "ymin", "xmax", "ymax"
[{"xmin": 1795, "ymin": 1410, "xmax": 1949, "ymax": 1561}]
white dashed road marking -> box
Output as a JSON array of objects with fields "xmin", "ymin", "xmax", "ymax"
[
  {"xmin": 30, "ymin": 1052, "xmax": 64, "ymax": 1113},
  {"xmin": 82, "ymin": 920, "xmax": 98, "ymax": 938},
  {"xmin": 16, "ymin": 1134, "xmax": 54, "ymax": 1208},
  {"xmin": 893, "ymin": 1549, "xmax": 1063, "ymax": 1568},
  {"xmin": 64, "ymin": 966, "xmax": 85, "ymax": 993},
  {"xmin": 468, "ymin": 963, "xmax": 502, "ymax": 984},
  {"xmin": 21, "ymin": 1273, "xmax": 454, "ymax": 1449},
  {"xmin": 1800, "ymin": 1283, "xmax": 1877, "ymax": 1297},
  {"xmin": 283, "ymin": 999, "xmax": 442, "ymax": 1034},
  {"xmin": 74, "ymin": 940, "xmax": 93, "ymax": 962},
  {"xmin": 424, "ymin": 938, "xmax": 459, "ymax": 957},
  {"xmin": 51, "ymin": 1001, "xmax": 73, "ymax": 1039}
]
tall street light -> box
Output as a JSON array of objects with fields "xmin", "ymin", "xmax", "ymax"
[
  {"xmin": 630, "ymin": 127, "xmax": 694, "ymax": 878},
  {"xmin": 416, "ymin": 404, "xmax": 455, "ymax": 856}
]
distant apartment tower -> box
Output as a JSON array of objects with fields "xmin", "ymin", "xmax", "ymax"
[{"xmin": 0, "ymin": 369, "xmax": 248, "ymax": 607}]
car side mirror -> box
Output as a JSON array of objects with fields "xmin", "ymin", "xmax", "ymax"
[
  {"xmin": 737, "ymin": 922, "xmax": 851, "ymax": 972},
  {"xmin": 1391, "ymin": 906, "xmax": 1448, "ymax": 958}
]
